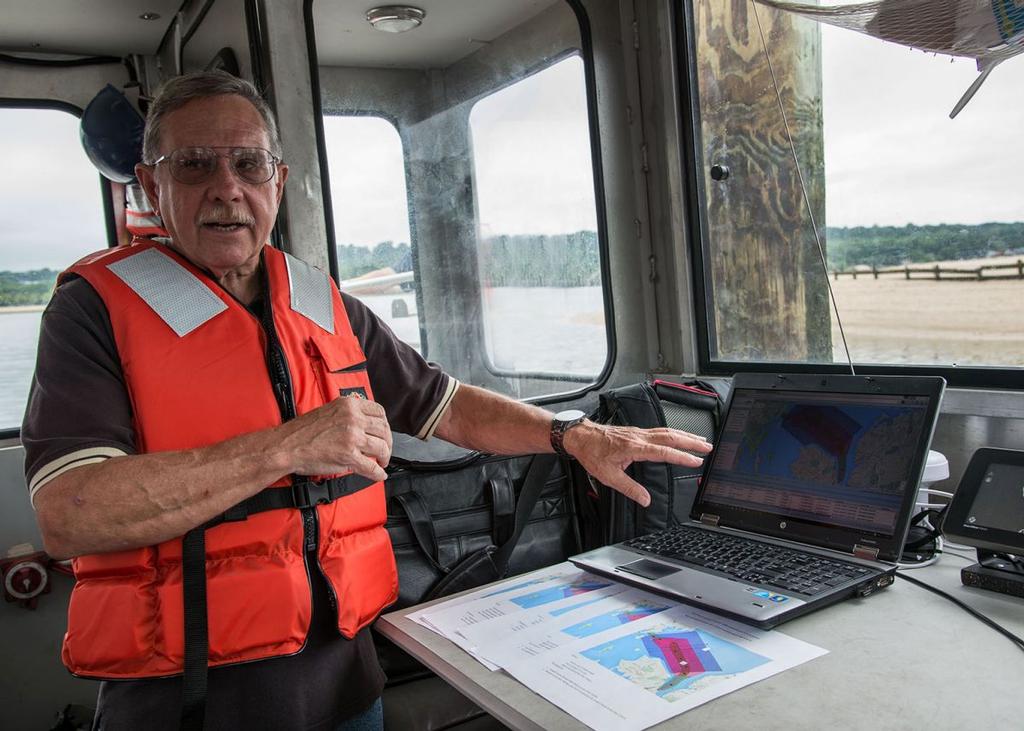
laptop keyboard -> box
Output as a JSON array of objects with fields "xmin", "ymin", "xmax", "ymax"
[{"xmin": 624, "ymin": 525, "xmax": 874, "ymax": 596}]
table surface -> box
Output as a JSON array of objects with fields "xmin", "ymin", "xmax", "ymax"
[{"xmin": 376, "ymin": 550, "xmax": 1024, "ymax": 731}]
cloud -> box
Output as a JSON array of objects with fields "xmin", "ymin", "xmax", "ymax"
[
  {"xmin": 0, "ymin": 109, "xmax": 108, "ymax": 271},
  {"xmin": 822, "ymin": 24, "xmax": 1024, "ymax": 227}
]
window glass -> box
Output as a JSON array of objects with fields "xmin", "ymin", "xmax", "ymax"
[
  {"xmin": 313, "ymin": 0, "xmax": 607, "ymax": 400},
  {"xmin": 0, "ymin": 107, "xmax": 107, "ymax": 430},
  {"xmin": 691, "ymin": 3, "xmax": 1024, "ymax": 371},
  {"xmin": 322, "ymin": 116, "xmax": 418, "ymax": 350},
  {"xmin": 469, "ymin": 55, "xmax": 605, "ymax": 377}
]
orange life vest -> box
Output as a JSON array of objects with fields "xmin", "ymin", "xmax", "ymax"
[{"xmin": 59, "ymin": 240, "xmax": 398, "ymax": 679}]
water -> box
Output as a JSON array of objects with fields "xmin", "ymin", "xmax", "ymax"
[
  {"xmin": 0, "ymin": 310, "xmax": 43, "ymax": 431},
  {"xmin": 0, "ymin": 287, "xmax": 609, "ymax": 432},
  {"xmin": 0, "ymin": 297, "xmax": 425, "ymax": 433}
]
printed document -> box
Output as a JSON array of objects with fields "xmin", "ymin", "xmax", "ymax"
[
  {"xmin": 499, "ymin": 603, "xmax": 826, "ymax": 731},
  {"xmin": 458, "ymin": 586, "xmax": 677, "ymax": 671},
  {"xmin": 412, "ymin": 565, "xmax": 618, "ymax": 640},
  {"xmin": 411, "ymin": 565, "xmax": 625, "ymax": 668}
]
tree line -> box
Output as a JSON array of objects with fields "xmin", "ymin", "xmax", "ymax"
[
  {"xmin": 337, "ymin": 231, "xmax": 602, "ymax": 287},
  {"xmin": 0, "ymin": 269, "xmax": 58, "ymax": 307},
  {"xmin": 825, "ymin": 222, "xmax": 1024, "ymax": 270},
  {"xmin": 2, "ymin": 223, "xmax": 1018, "ymax": 306}
]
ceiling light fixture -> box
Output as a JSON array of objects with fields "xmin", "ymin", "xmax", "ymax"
[
  {"xmin": 366, "ymin": 6, "xmax": 425, "ymax": 34},
  {"xmin": 139, "ymin": 12, "xmax": 161, "ymax": 21}
]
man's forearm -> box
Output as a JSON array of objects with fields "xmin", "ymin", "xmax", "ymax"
[
  {"xmin": 34, "ymin": 425, "xmax": 298, "ymax": 560},
  {"xmin": 434, "ymin": 383, "xmax": 712, "ymax": 507},
  {"xmin": 433, "ymin": 384, "xmax": 556, "ymax": 455},
  {"xmin": 34, "ymin": 395, "xmax": 393, "ymax": 559}
]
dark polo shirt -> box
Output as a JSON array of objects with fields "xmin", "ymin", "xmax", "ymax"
[{"xmin": 22, "ymin": 273, "xmax": 457, "ymax": 730}]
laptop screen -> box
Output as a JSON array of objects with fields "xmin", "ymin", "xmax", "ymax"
[{"xmin": 700, "ymin": 387, "xmax": 933, "ymax": 538}]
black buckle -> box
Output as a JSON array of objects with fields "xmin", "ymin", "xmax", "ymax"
[{"xmin": 292, "ymin": 480, "xmax": 332, "ymax": 509}]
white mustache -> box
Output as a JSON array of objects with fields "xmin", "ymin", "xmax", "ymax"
[{"xmin": 198, "ymin": 207, "xmax": 255, "ymax": 226}]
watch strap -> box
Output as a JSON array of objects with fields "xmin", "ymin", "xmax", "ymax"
[{"xmin": 550, "ymin": 414, "xmax": 585, "ymax": 457}]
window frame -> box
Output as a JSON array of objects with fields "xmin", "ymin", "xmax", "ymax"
[
  {"xmin": 318, "ymin": 110, "xmax": 425, "ymax": 356},
  {"xmin": 467, "ymin": 48, "xmax": 610, "ymax": 389},
  {"xmin": 0, "ymin": 99, "xmax": 117, "ymax": 440},
  {"xmin": 304, "ymin": 0, "xmax": 618, "ymax": 406},
  {"xmin": 673, "ymin": 0, "xmax": 1024, "ymax": 391}
]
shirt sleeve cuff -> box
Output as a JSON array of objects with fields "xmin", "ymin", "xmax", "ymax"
[
  {"xmin": 415, "ymin": 378, "xmax": 460, "ymax": 440},
  {"xmin": 28, "ymin": 446, "xmax": 129, "ymax": 508}
]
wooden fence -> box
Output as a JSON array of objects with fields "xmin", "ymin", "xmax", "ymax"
[{"xmin": 832, "ymin": 260, "xmax": 1024, "ymax": 281}]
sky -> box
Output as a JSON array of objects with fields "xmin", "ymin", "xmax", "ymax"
[
  {"xmin": 321, "ymin": 55, "xmax": 597, "ymax": 248},
  {"xmin": 821, "ymin": 23, "xmax": 1024, "ymax": 227},
  {"xmin": 1, "ymin": 13, "xmax": 1023, "ymax": 271},
  {"xmin": 0, "ymin": 110, "xmax": 108, "ymax": 271}
]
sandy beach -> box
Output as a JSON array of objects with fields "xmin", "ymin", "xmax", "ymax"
[{"xmin": 829, "ymin": 274, "xmax": 1024, "ymax": 366}]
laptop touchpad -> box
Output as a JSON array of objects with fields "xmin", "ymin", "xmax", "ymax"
[{"xmin": 618, "ymin": 558, "xmax": 680, "ymax": 580}]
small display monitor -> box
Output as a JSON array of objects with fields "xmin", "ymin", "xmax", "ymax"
[{"xmin": 943, "ymin": 448, "xmax": 1024, "ymax": 556}]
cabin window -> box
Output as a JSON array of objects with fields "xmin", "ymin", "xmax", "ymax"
[
  {"xmin": 686, "ymin": 4, "xmax": 1024, "ymax": 385},
  {"xmin": 322, "ymin": 115, "xmax": 419, "ymax": 352},
  {"xmin": 0, "ymin": 106, "xmax": 107, "ymax": 432},
  {"xmin": 312, "ymin": 1, "xmax": 609, "ymax": 401},
  {"xmin": 468, "ymin": 54, "xmax": 605, "ymax": 381}
]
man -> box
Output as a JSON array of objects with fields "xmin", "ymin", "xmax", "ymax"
[{"xmin": 24, "ymin": 71, "xmax": 711, "ymax": 730}]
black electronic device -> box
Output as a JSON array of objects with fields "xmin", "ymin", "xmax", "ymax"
[
  {"xmin": 942, "ymin": 448, "xmax": 1024, "ymax": 598},
  {"xmin": 961, "ymin": 563, "xmax": 1024, "ymax": 599}
]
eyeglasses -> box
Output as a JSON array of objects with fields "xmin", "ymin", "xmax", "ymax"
[{"xmin": 151, "ymin": 146, "xmax": 281, "ymax": 185}]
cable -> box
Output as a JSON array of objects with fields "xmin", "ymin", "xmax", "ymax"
[
  {"xmin": 936, "ymin": 548, "xmax": 979, "ymax": 563},
  {"xmin": 899, "ymin": 534, "xmax": 941, "ymax": 569},
  {"xmin": 897, "ymin": 570, "xmax": 1024, "ymax": 654}
]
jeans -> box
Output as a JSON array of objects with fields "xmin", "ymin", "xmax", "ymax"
[{"xmin": 335, "ymin": 698, "xmax": 383, "ymax": 731}]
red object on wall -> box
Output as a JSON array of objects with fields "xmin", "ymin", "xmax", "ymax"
[{"xmin": 1, "ymin": 547, "xmax": 52, "ymax": 610}]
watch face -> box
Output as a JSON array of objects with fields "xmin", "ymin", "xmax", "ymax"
[{"xmin": 554, "ymin": 409, "xmax": 587, "ymax": 422}]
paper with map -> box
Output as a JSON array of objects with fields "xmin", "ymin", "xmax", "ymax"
[
  {"xmin": 499, "ymin": 603, "xmax": 826, "ymax": 731},
  {"xmin": 406, "ymin": 561, "xmax": 582, "ymax": 631},
  {"xmin": 458, "ymin": 586, "xmax": 677, "ymax": 671},
  {"xmin": 410, "ymin": 565, "xmax": 627, "ymax": 668}
]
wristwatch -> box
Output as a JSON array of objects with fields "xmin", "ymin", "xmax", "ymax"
[{"xmin": 550, "ymin": 409, "xmax": 587, "ymax": 457}]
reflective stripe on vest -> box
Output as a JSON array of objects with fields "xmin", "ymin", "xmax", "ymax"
[
  {"xmin": 284, "ymin": 251, "xmax": 334, "ymax": 333},
  {"xmin": 107, "ymin": 247, "xmax": 228, "ymax": 336},
  {"xmin": 60, "ymin": 242, "xmax": 398, "ymax": 680}
]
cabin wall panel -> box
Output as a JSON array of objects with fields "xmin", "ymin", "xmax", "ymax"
[
  {"xmin": 0, "ymin": 445, "xmax": 95, "ymax": 727},
  {"xmin": 258, "ymin": 0, "xmax": 330, "ymax": 272},
  {"xmin": 932, "ymin": 390, "xmax": 1024, "ymax": 490},
  {"xmin": 578, "ymin": 0, "xmax": 655, "ymax": 382},
  {"xmin": 634, "ymin": 0, "xmax": 701, "ymax": 374},
  {"xmin": 0, "ymin": 63, "xmax": 130, "ymax": 110}
]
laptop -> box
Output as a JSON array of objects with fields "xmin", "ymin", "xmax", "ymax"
[{"xmin": 571, "ymin": 372, "xmax": 945, "ymax": 629}]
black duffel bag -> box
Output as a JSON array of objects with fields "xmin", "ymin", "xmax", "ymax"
[
  {"xmin": 375, "ymin": 442, "xmax": 581, "ymax": 707},
  {"xmin": 592, "ymin": 378, "xmax": 730, "ymax": 543},
  {"xmin": 385, "ymin": 452, "xmax": 577, "ymax": 606},
  {"xmin": 385, "ymin": 451, "xmax": 577, "ymax": 608}
]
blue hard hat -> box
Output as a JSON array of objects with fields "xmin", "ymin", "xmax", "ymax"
[{"xmin": 80, "ymin": 84, "xmax": 145, "ymax": 184}]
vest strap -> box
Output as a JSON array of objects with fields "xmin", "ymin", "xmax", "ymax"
[
  {"xmin": 180, "ymin": 527, "xmax": 209, "ymax": 731},
  {"xmin": 212, "ymin": 474, "xmax": 377, "ymax": 527},
  {"xmin": 179, "ymin": 472, "xmax": 377, "ymax": 729}
]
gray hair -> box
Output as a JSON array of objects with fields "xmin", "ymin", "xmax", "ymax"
[{"xmin": 141, "ymin": 70, "xmax": 282, "ymax": 163}]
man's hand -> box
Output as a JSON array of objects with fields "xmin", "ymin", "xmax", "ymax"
[
  {"xmin": 281, "ymin": 395, "xmax": 393, "ymax": 482},
  {"xmin": 562, "ymin": 421, "xmax": 712, "ymax": 507}
]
